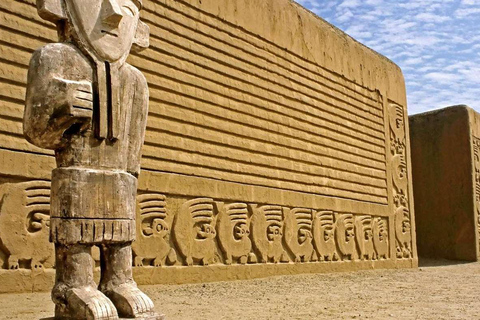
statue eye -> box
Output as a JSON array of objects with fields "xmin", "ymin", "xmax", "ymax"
[{"xmin": 122, "ymin": 4, "xmax": 138, "ymax": 16}]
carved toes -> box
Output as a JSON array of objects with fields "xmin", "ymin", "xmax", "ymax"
[
  {"xmin": 31, "ymin": 260, "xmax": 44, "ymax": 270},
  {"xmin": 134, "ymin": 257, "xmax": 144, "ymax": 267},
  {"xmin": 247, "ymin": 253, "xmax": 257, "ymax": 264},
  {"xmin": 104, "ymin": 284, "xmax": 156, "ymax": 318},
  {"xmin": 166, "ymin": 249, "xmax": 177, "ymax": 265},
  {"xmin": 153, "ymin": 258, "xmax": 163, "ymax": 267},
  {"xmin": 8, "ymin": 257, "xmax": 19, "ymax": 270},
  {"xmin": 59, "ymin": 286, "xmax": 118, "ymax": 320},
  {"xmin": 239, "ymin": 255, "xmax": 248, "ymax": 265}
]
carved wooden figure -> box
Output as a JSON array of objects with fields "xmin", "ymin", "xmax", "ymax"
[{"xmin": 23, "ymin": 0, "xmax": 163, "ymax": 318}]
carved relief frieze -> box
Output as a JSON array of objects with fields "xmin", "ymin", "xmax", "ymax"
[
  {"xmin": 388, "ymin": 102, "xmax": 413, "ymax": 259},
  {"xmin": 312, "ymin": 211, "xmax": 338, "ymax": 262},
  {"xmin": 335, "ymin": 214, "xmax": 356, "ymax": 260},
  {"xmin": 472, "ymin": 136, "xmax": 480, "ymax": 255},
  {"xmin": 355, "ymin": 215, "xmax": 375, "ymax": 261},
  {"xmin": 250, "ymin": 204, "xmax": 288, "ymax": 263},
  {"xmin": 283, "ymin": 208, "xmax": 315, "ymax": 263},
  {"xmin": 172, "ymin": 198, "xmax": 217, "ymax": 266},
  {"xmin": 216, "ymin": 202, "xmax": 253, "ymax": 265},
  {"xmin": 132, "ymin": 193, "xmax": 177, "ymax": 267},
  {"xmin": 0, "ymin": 181, "xmax": 54, "ymax": 270},
  {"xmin": 372, "ymin": 217, "xmax": 389, "ymax": 260},
  {"xmin": 0, "ymin": 188, "xmax": 395, "ymax": 270}
]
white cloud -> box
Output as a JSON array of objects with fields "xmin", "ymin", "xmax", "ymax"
[{"xmin": 293, "ymin": 0, "xmax": 480, "ymax": 114}]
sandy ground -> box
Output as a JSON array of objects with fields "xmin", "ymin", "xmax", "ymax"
[{"xmin": 0, "ymin": 260, "xmax": 479, "ymax": 320}]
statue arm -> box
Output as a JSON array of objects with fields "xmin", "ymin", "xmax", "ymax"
[
  {"xmin": 23, "ymin": 46, "xmax": 93, "ymax": 150},
  {"xmin": 127, "ymin": 70, "xmax": 149, "ymax": 178}
]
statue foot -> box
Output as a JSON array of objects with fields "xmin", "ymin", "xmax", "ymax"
[
  {"xmin": 103, "ymin": 283, "xmax": 162, "ymax": 319},
  {"xmin": 55, "ymin": 286, "xmax": 118, "ymax": 320}
]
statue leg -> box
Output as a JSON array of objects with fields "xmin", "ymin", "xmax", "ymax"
[
  {"xmin": 99, "ymin": 242, "xmax": 163, "ymax": 319},
  {"xmin": 53, "ymin": 244, "xmax": 118, "ymax": 320}
]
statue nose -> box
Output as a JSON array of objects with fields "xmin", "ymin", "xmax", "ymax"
[{"xmin": 103, "ymin": 0, "xmax": 124, "ymax": 28}]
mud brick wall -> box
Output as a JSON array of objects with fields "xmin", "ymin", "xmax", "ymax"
[
  {"xmin": 0, "ymin": 0, "xmax": 417, "ymax": 293},
  {"xmin": 410, "ymin": 106, "xmax": 479, "ymax": 261}
]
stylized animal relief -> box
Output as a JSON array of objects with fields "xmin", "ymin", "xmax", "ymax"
[
  {"xmin": 0, "ymin": 181, "xmax": 54, "ymax": 269},
  {"xmin": 389, "ymin": 102, "xmax": 413, "ymax": 259},
  {"xmin": 388, "ymin": 103, "xmax": 406, "ymax": 154},
  {"xmin": 473, "ymin": 137, "xmax": 480, "ymax": 255},
  {"xmin": 173, "ymin": 198, "xmax": 217, "ymax": 266},
  {"xmin": 132, "ymin": 193, "xmax": 176, "ymax": 267},
  {"xmin": 392, "ymin": 154, "xmax": 408, "ymax": 192},
  {"xmin": 372, "ymin": 217, "xmax": 389, "ymax": 260},
  {"xmin": 335, "ymin": 214, "xmax": 356, "ymax": 260},
  {"xmin": 312, "ymin": 211, "xmax": 338, "ymax": 262},
  {"xmin": 284, "ymin": 208, "xmax": 315, "ymax": 262},
  {"xmin": 216, "ymin": 202, "xmax": 252, "ymax": 265},
  {"xmin": 355, "ymin": 216, "xmax": 375, "ymax": 260},
  {"xmin": 250, "ymin": 204, "xmax": 287, "ymax": 263},
  {"xmin": 395, "ymin": 204, "xmax": 412, "ymax": 258}
]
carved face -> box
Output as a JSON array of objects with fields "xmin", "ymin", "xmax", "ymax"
[
  {"xmin": 323, "ymin": 229, "xmax": 333, "ymax": 241},
  {"xmin": 364, "ymin": 229, "xmax": 373, "ymax": 241},
  {"xmin": 233, "ymin": 223, "xmax": 250, "ymax": 240},
  {"xmin": 267, "ymin": 224, "xmax": 283, "ymax": 241},
  {"xmin": 378, "ymin": 228, "xmax": 387, "ymax": 241},
  {"xmin": 197, "ymin": 224, "xmax": 216, "ymax": 239},
  {"xmin": 298, "ymin": 228, "xmax": 312, "ymax": 244},
  {"xmin": 402, "ymin": 220, "xmax": 411, "ymax": 234},
  {"xmin": 65, "ymin": 0, "xmax": 140, "ymax": 61},
  {"xmin": 141, "ymin": 218, "xmax": 169, "ymax": 239},
  {"xmin": 345, "ymin": 228, "xmax": 354, "ymax": 242},
  {"xmin": 153, "ymin": 219, "xmax": 169, "ymax": 238}
]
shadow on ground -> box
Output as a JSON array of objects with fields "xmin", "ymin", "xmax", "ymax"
[{"xmin": 418, "ymin": 257, "xmax": 474, "ymax": 267}]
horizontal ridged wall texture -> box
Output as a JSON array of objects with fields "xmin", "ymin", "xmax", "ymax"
[
  {"xmin": 0, "ymin": 0, "xmax": 389, "ymax": 203},
  {"xmin": 0, "ymin": 0, "xmax": 417, "ymax": 292}
]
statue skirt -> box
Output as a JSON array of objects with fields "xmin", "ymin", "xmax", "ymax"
[{"xmin": 49, "ymin": 167, "xmax": 137, "ymax": 245}]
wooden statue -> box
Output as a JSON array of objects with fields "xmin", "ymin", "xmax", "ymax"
[{"xmin": 24, "ymin": 0, "xmax": 162, "ymax": 318}]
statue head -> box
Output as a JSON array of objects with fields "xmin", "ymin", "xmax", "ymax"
[{"xmin": 37, "ymin": 0, "xmax": 149, "ymax": 62}]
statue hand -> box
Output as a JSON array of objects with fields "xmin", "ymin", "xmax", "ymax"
[
  {"xmin": 51, "ymin": 78, "xmax": 94, "ymax": 136},
  {"xmin": 67, "ymin": 80, "xmax": 94, "ymax": 119}
]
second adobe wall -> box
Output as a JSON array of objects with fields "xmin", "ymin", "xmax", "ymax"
[{"xmin": 410, "ymin": 105, "xmax": 480, "ymax": 261}]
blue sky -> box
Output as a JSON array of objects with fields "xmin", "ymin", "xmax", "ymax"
[{"xmin": 294, "ymin": 0, "xmax": 480, "ymax": 115}]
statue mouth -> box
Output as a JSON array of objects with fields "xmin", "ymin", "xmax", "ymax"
[{"xmin": 101, "ymin": 30, "xmax": 119, "ymax": 37}]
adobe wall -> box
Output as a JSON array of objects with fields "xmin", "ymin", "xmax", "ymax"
[
  {"xmin": 410, "ymin": 106, "xmax": 479, "ymax": 261},
  {"xmin": 0, "ymin": 0, "xmax": 417, "ymax": 293}
]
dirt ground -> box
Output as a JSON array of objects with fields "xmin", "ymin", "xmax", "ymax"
[{"xmin": 0, "ymin": 259, "xmax": 479, "ymax": 320}]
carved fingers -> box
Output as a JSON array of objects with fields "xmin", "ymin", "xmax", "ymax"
[
  {"xmin": 69, "ymin": 80, "xmax": 94, "ymax": 118},
  {"xmin": 50, "ymin": 78, "xmax": 94, "ymax": 136}
]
